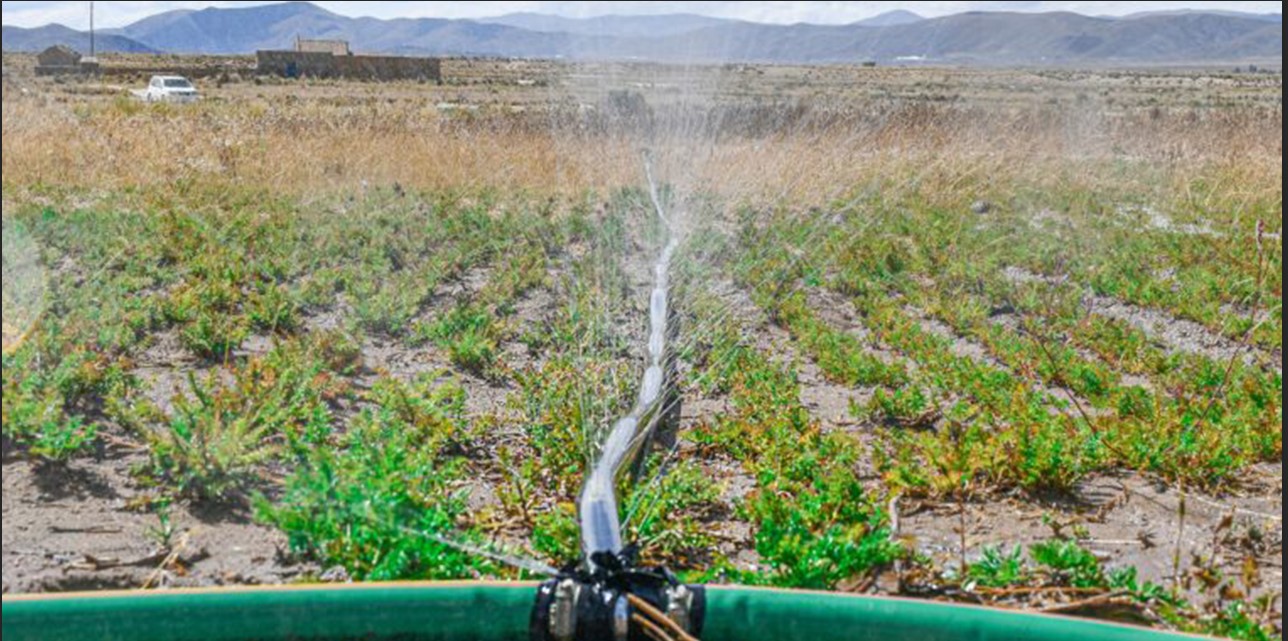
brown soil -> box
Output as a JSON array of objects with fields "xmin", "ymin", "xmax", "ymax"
[
  {"xmin": 897, "ymin": 470, "xmax": 1282, "ymax": 608},
  {"xmin": 2, "ymin": 440, "xmax": 307, "ymax": 594},
  {"xmin": 3, "ymin": 252, "xmax": 551, "ymax": 594}
]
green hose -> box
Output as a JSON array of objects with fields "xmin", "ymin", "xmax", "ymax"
[
  {"xmin": 2, "ymin": 582, "xmax": 1210, "ymax": 641},
  {"xmin": 704, "ymin": 587, "xmax": 1208, "ymax": 641},
  {"xmin": 1, "ymin": 582, "xmax": 532, "ymax": 641}
]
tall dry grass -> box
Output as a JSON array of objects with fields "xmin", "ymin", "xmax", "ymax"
[{"xmin": 2, "ymin": 72, "xmax": 1281, "ymax": 215}]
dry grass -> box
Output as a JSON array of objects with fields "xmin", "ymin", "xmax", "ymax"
[{"xmin": 3, "ymin": 61, "xmax": 1280, "ymax": 210}]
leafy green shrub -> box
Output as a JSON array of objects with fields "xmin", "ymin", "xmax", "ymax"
[
  {"xmin": 5, "ymin": 391, "xmax": 97, "ymax": 460},
  {"xmin": 511, "ymin": 356, "xmax": 632, "ymax": 496},
  {"xmin": 1200, "ymin": 602, "xmax": 1280, "ymax": 641},
  {"xmin": 1030, "ymin": 539, "xmax": 1105, "ymax": 588},
  {"xmin": 2, "ymin": 340, "xmax": 129, "ymax": 460},
  {"xmin": 350, "ymin": 277, "xmax": 423, "ymax": 336},
  {"xmin": 311, "ymin": 329, "xmax": 363, "ymax": 375},
  {"xmin": 966, "ymin": 545, "xmax": 1027, "ymax": 587},
  {"xmin": 943, "ymin": 538, "xmax": 1277, "ymax": 640},
  {"xmin": 444, "ymin": 327, "xmax": 497, "ymax": 376},
  {"xmin": 773, "ymin": 292, "xmax": 908, "ymax": 388},
  {"xmin": 147, "ymin": 371, "xmax": 279, "ymax": 500},
  {"xmin": 417, "ymin": 305, "xmax": 498, "ymax": 376},
  {"xmin": 1116, "ymin": 385, "xmax": 1156, "ymax": 420},
  {"xmin": 869, "ymin": 385, "xmax": 932, "ymax": 426},
  {"xmin": 683, "ymin": 272, "xmax": 899, "ymax": 589},
  {"xmin": 747, "ymin": 469, "xmax": 898, "ymax": 589},
  {"xmin": 180, "ymin": 311, "xmax": 248, "ymax": 360},
  {"xmin": 367, "ymin": 373, "xmax": 468, "ymax": 450},
  {"xmin": 257, "ymin": 385, "xmax": 488, "ymax": 580},
  {"xmin": 145, "ymin": 340, "xmax": 344, "ymax": 499},
  {"xmin": 625, "ymin": 459, "xmax": 719, "ymax": 564},
  {"xmin": 532, "ymin": 503, "xmax": 580, "ymax": 562},
  {"xmin": 247, "ymin": 286, "xmax": 299, "ymax": 333}
]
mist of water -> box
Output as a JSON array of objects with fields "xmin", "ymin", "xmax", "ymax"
[{"xmin": 2, "ymin": 216, "xmax": 47, "ymax": 355}]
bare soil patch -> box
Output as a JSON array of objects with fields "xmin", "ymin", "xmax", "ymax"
[
  {"xmin": 3, "ymin": 443, "xmax": 306, "ymax": 594},
  {"xmin": 898, "ymin": 471, "xmax": 1282, "ymax": 608}
]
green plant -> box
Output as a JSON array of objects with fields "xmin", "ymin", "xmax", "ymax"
[
  {"xmin": 180, "ymin": 311, "xmax": 248, "ymax": 360},
  {"xmin": 247, "ymin": 286, "xmax": 299, "ymax": 333},
  {"xmin": 532, "ymin": 503, "xmax": 580, "ymax": 562},
  {"xmin": 625, "ymin": 459, "xmax": 719, "ymax": 565},
  {"xmin": 933, "ymin": 538, "xmax": 1275, "ymax": 640},
  {"xmin": 257, "ymin": 387, "xmax": 490, "ymax": 580},
  {"xmin": 1030, "ymin": 538, "xmax": 1105, "ymax": 588},
  {"xmin": 146, "ymin": 497, "xmax": 177, "ymax": 549},
  {"xmin": 147, "ymin": 371, "xmax": 278, "ymax": 500},
  {"xmin": 419, "ymin": 306, "xmax": 498, "ymax": 375},
  {"xmin": 350, "ymin": 277, "xmax": 423, "ymax": 336},
  {"xmin": 2, "ymin": 341, "xmax": 125, "ymax": 460},
  {"xmin": 145, "ymin": 339, "xmax": 343, "ymax": 499},
  {"xmin": 367, "ymin": 372, "xmax": 469, "ymax": 450},
  {"xmin": 681, "ymin": 264, "xmax": 898, "ymax": 589},
  {"xmin": 965, "ymin": 545, "xmax": 1027, "ymax": 588},
  {"xmin": 747, "ymin": 470, "xmax": 899, "ymax": 589},
  {"xmin": 869, "ymin": 385, "xmax": 933, "ymax": 427}
]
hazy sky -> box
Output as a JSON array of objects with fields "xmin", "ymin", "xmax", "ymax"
[{"xmin": 2, "ymin": 0, "xmax": 1283, "ymax": 28}]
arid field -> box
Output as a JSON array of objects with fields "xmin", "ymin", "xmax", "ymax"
[{"xmin": 2, "ymin": 52, "xmax": 1282, "ymax": 639}]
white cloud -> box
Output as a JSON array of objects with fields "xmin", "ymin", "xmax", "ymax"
[{"xmin": 2, "ymin": 0, "xmax": 1282, "ymax": 28}]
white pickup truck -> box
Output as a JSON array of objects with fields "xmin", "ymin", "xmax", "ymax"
[{"xmin": 133, "ymin": 75, "xmax": 199, "ymax": 103}]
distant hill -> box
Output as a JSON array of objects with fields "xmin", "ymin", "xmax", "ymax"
[
  {"xmin": 2, "ymin": 2, "xmax": 1280, "ymax": 65},
  {"xmin": 1115, "ymin": 10, "xmax": 1281, "ymax": 23},
  {"xmin": 1, "ymin": 23, "xmax": 157, "ymax": 54},
  {"xmin": 643, "ymin": 11, "xmax": 1282, "ymax": 64},
  {"xmin": 478, "ymin": 12, "xmax": 737, "ymax": 37},
  {"xmin": 100, "ymin": 2, "xmax": 582, "ymax": 56},
  {"xmin": 854, "ymin": 10, "xmax": 924, "ymax": 27},
  {"xmin": 596, "ymin": 11, "xmax": 1282, "ymax": 64}
]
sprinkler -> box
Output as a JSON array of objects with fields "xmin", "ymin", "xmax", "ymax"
[
  {"xmin": 529, "ymin": 548, "xmax": 705, "ymax": 641},
  {"xmin": 532, "ymin": 154, "xmax": 703, "ymax": 641}
]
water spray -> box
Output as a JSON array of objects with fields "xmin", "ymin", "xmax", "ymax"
[
  {"xmin": 2, "ymin": 217, "xmax": 47, "ymax": 356},
  {"xmin": 530, "ymin": 153, "xmax": 704, "ymax": 641}
]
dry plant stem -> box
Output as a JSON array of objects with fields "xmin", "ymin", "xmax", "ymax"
[
  {"xmin": 958, "ymin": 489, "xmax": 969, "ymax": 575},
  {"xmin": 1040, "ymin": 590, "xmax": 1131, "ymax": 614},
  {"xmin": 889, "ymin": 496, "xmax": 905, "ymax": 590},
  {"xmin": 500, "ymin": 455, "xmax": 534, "ymax": 528},
  {"xmin": 626, "ymin": 593, "xmax": 699, "ymax": 641},
  {"xmin": 48, "ymin": 525, "xmax": 123, "ymax": 534},
  {"xmin": 1185, "ymin": 495, "xmax": 1281, "ymax": 522},
  {"xmin": 977, "ymin": 586, "xmax": 1107, "ymax": 596},
  {"xmin": 141, "ymin": 531, "xmax": 191, "ymax": 590},
  {"xmin": 1, "ymin": 312, "xmax": 42, "ymax": 356},
  {"xmin": 632, "ymin": 613, "xmax": 675, "ymax": 641},
  {"xmin": 1172, "ymin": 489, "xmax": 1187, "ymax": 589},
  {"xmin": 1020, "ymin": 315, "xmax": 1131, "ymax": 462}
]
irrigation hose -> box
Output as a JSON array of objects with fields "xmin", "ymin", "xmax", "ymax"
[
  {"xmin": 577, "ymin": 154, "xmax": 680, "ymax": 564},
  {"xmin": 2, "ymin": 583, "xmax": 1217, "ymax": 641}
]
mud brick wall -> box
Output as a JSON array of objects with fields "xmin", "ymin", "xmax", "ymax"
[{"xmin": 256, "ymin": 50, "xmax": 441, "ymax": 82}]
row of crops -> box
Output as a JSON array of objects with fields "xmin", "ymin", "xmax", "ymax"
[{"xmin": 2, "ymin": 179, "xmax": 1280, "ymax": 638}]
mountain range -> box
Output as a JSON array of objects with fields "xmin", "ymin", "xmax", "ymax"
[
  {"xmin": 1, "ymin": 22, "xmax": 158, "ymax": 54},
  {"xmin": 2, "ymin": 2, "xmax": 1281, "ymax": 65}
]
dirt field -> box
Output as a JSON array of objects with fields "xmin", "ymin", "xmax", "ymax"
[{"xmin": 2, "ymin": 53, "xmax": 1281, "ymax": 638}]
